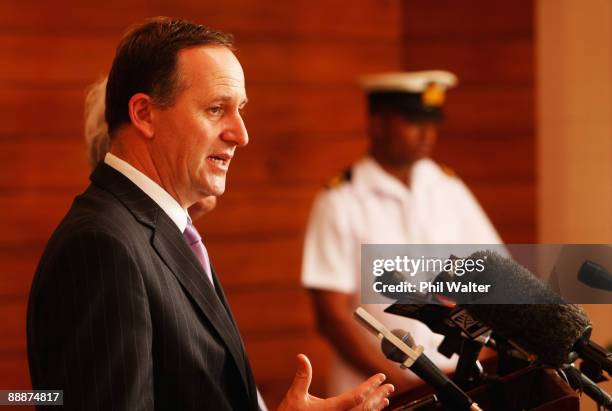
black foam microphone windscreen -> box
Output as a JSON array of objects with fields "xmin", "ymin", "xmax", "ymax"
[
  {"xmin": 463, "ymin": 250, "xmax": 592, "ymax": 367},
  {"xmin": 458, "ymin": 249, "xmax": 564, "ymax": 304}
]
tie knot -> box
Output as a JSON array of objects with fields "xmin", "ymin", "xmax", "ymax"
[{"xmin": 183, "ymin": 221, "xmax": 202, "ymax": 245}]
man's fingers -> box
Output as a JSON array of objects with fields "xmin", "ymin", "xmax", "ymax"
[
  {"xmin": 355, "ymin": 373, "xmax": 388, "ymax": 403},
  {"xmin": 287, "ymin": 353, "xmax": 312, "ymax": 398},
  {"xmin": 355, "ymin": 383, "xmax": 394, "ymax": 411},
  {"xmin": 331, "ymin": 373, "xmax": 387, "ymax": 409}
]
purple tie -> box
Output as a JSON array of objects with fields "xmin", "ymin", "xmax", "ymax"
[{"xmin": 183, "ymin": 220, "xmax": 214, "ymax": 287}]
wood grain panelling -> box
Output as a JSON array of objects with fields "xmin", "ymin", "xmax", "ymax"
[
  {"xmin": 0, "ymin": 140, "xmax": 89, "ymax": 190},
  {"xmin": 0, "ymin": 1, "xmax": 402, "ymax": 409},
  {"xmin": 0, "ymin": 88, "xmax": 88, "ymax": 138},
  {"xmin": 442, "ymin": 87, "xmax": 534, "ymax": 137},
  {"xmin": 0, "ymin": 192, "xmax": 79, "ymax": 247},
  {"xmin": 434, "ymin": 137, "xmax": 534, "ymax": 182},
  {"xmin": 403, "ymin": 0, "xmax": 535, "ymax": 243},
  {"xmin": 1, "ymin": 1, "xmax": 536, "ymax": 407},
  {"xmin": 0, "ymin": 300, "xmax": 27, "ymax": 355},
  {"xmin": 0, "ymin": 1, "xmax": 400, "ymax": 40},
  {"xmin": 402, "ymin": 0, "xmax": 533, "ymax": 40},
  {"xmin": 1, "ymin": 250, "xmax": 41, "ymax": 297},
  {"xmin": 0, "ymin": 35, "xmax": 400, "ymax": 87},
  {"xmin": 0, "ymin": 352, "xmax": 32, "ymax": 389},
  {"xmin": 403, "ymin": 41, "xmax": 533, "ymax": 87}
]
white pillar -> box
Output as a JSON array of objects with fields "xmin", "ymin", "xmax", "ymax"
[
  {"xmin": 537, "ymin": 4, "xmax": 612, "ymax": 409},
  {"xmin": 537, "ymin": 0, "xmax": 612, "ymax": 243}
]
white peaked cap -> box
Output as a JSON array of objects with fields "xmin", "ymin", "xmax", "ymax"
[{"xmin": 359, "ymin": 70, "xmax": 458, "ymax": 93}]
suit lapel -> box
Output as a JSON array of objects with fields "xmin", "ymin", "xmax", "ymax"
[
  {"xmin": 90, "ymin": 163, "xmax": 253, "ymax": 399},
  {"xmin": 210, "ymin": 265, "xmax": 240, "ymax": 329},
  {"xmin": 151, "ymin": 217, "xmax": 252, "ymax": 392},
  {"xmin": 209, "ymin": 264, "xmax": 258, "ymax": 401}
]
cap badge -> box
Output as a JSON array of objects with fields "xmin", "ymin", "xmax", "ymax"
[{"xmin": 423, "ymin": 83, "xmax": 445, "ymax": 107}]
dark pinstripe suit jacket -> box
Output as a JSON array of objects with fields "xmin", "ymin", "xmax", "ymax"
[{"xmin": 27, "ymin": 163, "xmax": 259, "ymax": 410}]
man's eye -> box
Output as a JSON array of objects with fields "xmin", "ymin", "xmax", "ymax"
[
  {"xmin": 208, "ymin": 106, "xmax": 223, "ymax": 115},
  {"xmin": 238, "ymin": 107, "xmax": 246, "ymax": 117}
]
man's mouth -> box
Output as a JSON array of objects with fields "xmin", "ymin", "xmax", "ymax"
[{"xmin": 207, "ymin": 153, "xmax": 232, "ymax": 169}]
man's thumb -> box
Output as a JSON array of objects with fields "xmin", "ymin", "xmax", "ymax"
[{"xmin": 288, "ymin": 354, "xmax": 312, "ymax": 397}]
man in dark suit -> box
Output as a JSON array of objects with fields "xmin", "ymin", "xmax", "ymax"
[{"xmin": 27, "ymin": 17, "xmax": 394, "ymax": 411}]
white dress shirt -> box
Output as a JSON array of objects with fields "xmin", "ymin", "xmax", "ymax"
[{"xmin": 104, "ymin": 153, "xmax": 189, "ymax": 232}]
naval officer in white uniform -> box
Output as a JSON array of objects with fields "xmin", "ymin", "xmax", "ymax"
[{"xmin": 301, "ymin": 71, "xmax": 503, "ymax": 395}]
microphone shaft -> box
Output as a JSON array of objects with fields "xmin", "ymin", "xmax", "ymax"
[
  {"xmin": 562, "ymin": 365, "xmax": 612, "ymax": 408},
  {"xmin": 577, "ymin": 340, "xmax": 612, "ymax": 375},
  {"xmin": 411, "ymin": 354, "xmax": 478, "ymax": 411}
]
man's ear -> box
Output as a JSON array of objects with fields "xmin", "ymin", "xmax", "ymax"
[{"xmin": 128, "ymin": 93, "xmax": 155, "ymax": 139}]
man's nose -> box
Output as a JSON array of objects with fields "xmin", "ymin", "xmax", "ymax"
[
  {"xmin": 422, "ymin": 125, "xmax": 437, "ymax": 142},
  {"xmin": 222, "ymin": 112, "xmax": 249, "ymax": 147}
]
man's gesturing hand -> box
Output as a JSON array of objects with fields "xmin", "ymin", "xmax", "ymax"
[{"xmin": 278, "ymin": 354, "xmax": 394, "ymax": 411}]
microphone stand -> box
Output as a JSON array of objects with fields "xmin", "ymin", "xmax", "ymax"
[
  {"xmin": 558, "ymin": 364, "xmax": 612, "ymax": 410},
  {"xmin": 452, "ymin": 338, "xmax": 485, "ymax": 390}
]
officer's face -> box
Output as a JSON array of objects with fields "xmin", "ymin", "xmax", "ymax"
[{"xmin": 370, "ymin": 112, "xmax": 437, "ymax": 167}]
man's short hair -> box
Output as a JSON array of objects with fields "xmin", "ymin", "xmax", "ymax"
[{"xmin": 105, "ymin": 17, "xmax": 234, "ymax": 136}]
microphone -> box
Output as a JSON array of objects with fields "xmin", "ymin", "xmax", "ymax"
[
  {"xmin": 559, "ymin": 364, "xmax": 612, "ymax": 408},
  {"xmin": 354, "ymin": 307, "xmax": 483, "ymax": 411},
  {"xmin": 381, "ymin": 328, "xmax": 482, "ymax": 411},
  {"xmin": 578, "ymin": 260, "xmax": 612, "ymax": 291},
  {"xmin": 462, "ymin": 250, "xmax": 612, "ymax": 375},
  {"xmin": 380, "ymin": 270, "xmax": 491, "ymax": 342},
  {"xmin": 381, "ymin": 269, "xmax": 493, "ymax": 388}
]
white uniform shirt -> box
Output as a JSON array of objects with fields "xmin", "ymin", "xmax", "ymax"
[{"xmin": 301, "ymin": 156, "xmax": 502, "ymax": 395}]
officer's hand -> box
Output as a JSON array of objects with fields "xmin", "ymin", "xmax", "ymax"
[{"xmin": 278, "ymin": 354, "xmax": 394, "ymax": 411}]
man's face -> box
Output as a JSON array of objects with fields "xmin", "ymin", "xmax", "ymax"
[
  {"xmin": 370, "ymin": 112, "xmax": 437, "ymax": 167},
  {"xmin": 150, "ymin": 46, "xmax": 248, "ymax": 206}
]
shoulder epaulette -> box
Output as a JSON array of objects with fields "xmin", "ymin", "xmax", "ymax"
[
  {"xmin": 325, "ymin": 168, "xmax": 352, "ymax": 189},
  {"xmin": 439, "ymin": 163, "xmax": 457, "ymax": 178}
]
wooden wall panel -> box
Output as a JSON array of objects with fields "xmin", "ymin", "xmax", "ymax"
[
  {"xmin": 0, "ymin": 353, "xmax": 32, "ymax": 388},
  {"xmin": 0, "ymin": 1, "xmax": 536, "ymax": 408},
  {"xmin": 0, "ymin": 1, "xmax": 402, "ymax": 409},
  {"xmin": 402, "ymin": 41, "xmax": 533, "ymax": 86},
  {"xmin": 434, "ymin": 137, "xmax": 534, "ymax": 182},
  {"xmin": 0, "ymin": 35, "xmax": 399, "ymax": 86},
  {"xmin": 0, "ymin": 1, "xmax": 400, "ymax": 40},
  {"xmin": 0, "ymin": 300, "xmax": 27, "ymax": 355},
  {"xmin": 403, "ymin": 0, "xmax": 535, "ymax": 243},
  {"xmin": 402, "ymin": 0, "xmax": 533, "ymax": 40}
]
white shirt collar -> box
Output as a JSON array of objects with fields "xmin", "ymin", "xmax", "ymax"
[
  {"xmin": 104, "ymin": 152, "xmax": 189, "ymax": 232},
  {"xmin": 353, "ymin": 156, "xmax": 411, "ymax": 198},
  {"xmin": 353, "ymin": 157, "xmax": 443, "ymax": 199}
]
